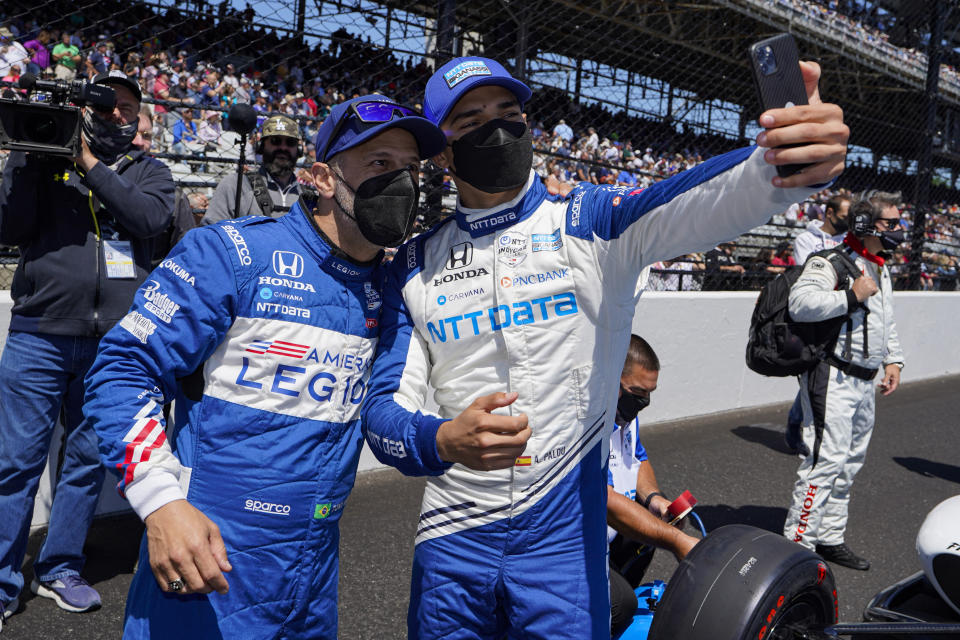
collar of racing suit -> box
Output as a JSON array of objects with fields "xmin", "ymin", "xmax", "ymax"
[
  {"xmin": 843, "ymin": 232, "xmax": 885, "ymax": 267},
  {"xmin": 454, "ymin": 170, "xmax": 550, "ymax": 238},
  {"xmin": 291, "ymin": 194, "xmax": 382, "ymax": 282}
]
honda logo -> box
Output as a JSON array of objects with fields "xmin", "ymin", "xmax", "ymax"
[
  {"xmin": 272, "ymin": 251, "xmax": 304, "ymax": 278},
  {"xmin": 446, "ymin": 242, "xmax": 473, "ymax": 270}
]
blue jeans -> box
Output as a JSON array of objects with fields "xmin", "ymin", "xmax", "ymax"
[
  {"xmin": 787, "ymin": 389, "xmax": 803, "ymax": 428},
  {"xmin": 0, "ymin": 331, "xmax": 105, "ymax": 605}
]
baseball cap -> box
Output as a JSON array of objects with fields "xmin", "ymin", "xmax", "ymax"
[
  {"xmin": 314, "ymin": 94, "xmax": 446, "ymax": 162},
  {"xmin": 423, "ymin": 56, "xmax": 532, "ymax": 126},
  {"xmin": 261, "ymin": 114, "xmax": 301, "ymax": 140},
  {"xmin": 93, "ymin": 70, "xmax": 142, "ymax": 103}
]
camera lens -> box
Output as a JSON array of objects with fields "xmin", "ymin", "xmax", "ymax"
[
  {"xmin": 22, "ymin": 112, "xmax": 60, "ymax": 144},
  {"xmin": 757, "ymin": 46, "xmax": 777, "ymax": 76}
]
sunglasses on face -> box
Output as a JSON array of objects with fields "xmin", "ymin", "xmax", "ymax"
[
  {"xmin": 265, "ymin": 136, "xmax": 298, "ymax": 148},
  {"xmin": 876, "ymin": 218, "xmax": 903, "ymax": 230},
  {"xmin": 319, "ymin": 100, "xmax": 419, "ymax": 162}
]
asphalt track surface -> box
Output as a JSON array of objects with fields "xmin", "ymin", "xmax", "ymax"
[{"xmin": 3, "ymin": 374, "xmax": 958, "ymax": 639}]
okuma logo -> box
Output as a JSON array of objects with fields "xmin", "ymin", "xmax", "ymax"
[{"xmin": 272, "ymin": 251, "xmax": 304, "ymax": 278}]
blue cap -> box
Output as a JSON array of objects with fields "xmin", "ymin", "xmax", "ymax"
[
  {"xmin": 314, "ymin": 95, "xmax": 447, "ymax": 162},
  {"xmin": 424, "ymin": 57, "xmax": 532, "ymax": 127}
]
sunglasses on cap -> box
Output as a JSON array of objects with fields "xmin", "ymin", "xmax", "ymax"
[{"xmin": 319, "ymin": 100, "xmax": 419, "ymax": 162}]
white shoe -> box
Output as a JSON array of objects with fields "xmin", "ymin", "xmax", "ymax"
[{"xmin": 0, "ymin": 598, "xmax": 20, "ymax": 633}]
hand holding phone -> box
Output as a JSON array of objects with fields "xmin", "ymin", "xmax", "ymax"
[{"xmin": 749, "ymin": 33, "xmax": 810, "ymax": 178}]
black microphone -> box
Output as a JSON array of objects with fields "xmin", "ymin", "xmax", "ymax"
[
  {"xmin": 229, "ymin": 103, "xmax": 258, "ymax": 218},
  {"xmin": 228, "ymin": 103, "xmax": 258, "ymax": 135},
  {"xmin": 17, "ymin": 72, "xmax": 39, "ymax": 91}
]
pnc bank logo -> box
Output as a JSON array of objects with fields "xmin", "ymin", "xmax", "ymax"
[
  {"xmin": 446, "ymin": 242, "xmax": 473, "ymax": 270},
  {"xmin": 273, "ymin": 251, "xmax": 304, "ymax": 278}
]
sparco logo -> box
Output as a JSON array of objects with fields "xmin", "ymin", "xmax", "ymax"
[
  {"xmin": 244, "ymin": 499, "xmax": 291, "ymax": 516},
  {"xmin": 406, "ymin": 243, "xmax": 416, "ymax": 269},
  {"xmin": 433, "ymin": 267, "xmax": 489, "ymax": 287},
  {"xmin": 570, "ymin": 190, "xmax": 585, "ymax": 228},
  {"xmin": 258, "ymin": 276, "xmax": 317, "ymax": 292},
  {"xmin": 272, "ymin": 251, "xmax": 304, "ymax": 278},
  {"xmin": 224, "ymin": 224, "xmax": 252, "ymax": 265},
  {"xmin": 446, "ymin": 242, "xmax": 473, "ymax": 270}
]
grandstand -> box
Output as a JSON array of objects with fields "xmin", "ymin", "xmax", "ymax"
[{"xmin": 1, "ymin": 0, "xmax": 959, "ymax": 290}]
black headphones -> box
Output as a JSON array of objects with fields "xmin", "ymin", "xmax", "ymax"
[{"xmin": 849, "ymin": 189, "xmax": 879, "ymax": 237}]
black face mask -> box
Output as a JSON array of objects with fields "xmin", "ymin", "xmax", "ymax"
[
  {"xmin": 879, "ymin": 228, "xmax": 905, "ymax": 251},
  {"xmin": 615, "ymin": 386, "xmax": 651, "ymax": 427},
  {"xmin": 82, "ymin": 108, "xmax": 138, "ymax": 165},
  {"xmin": 830, "ymin": 214, "xmax": 848, "ymax": 234},
  {"xmin": 450, "ymin": 119, "xmax": 532, "ymax": 193},
  {"xmin": 335, "ymin": 168, "xmax": 420, "ymax": 248}
]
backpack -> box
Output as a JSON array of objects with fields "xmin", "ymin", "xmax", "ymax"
[
  {"xmin": 746, "ymin": 247, "xmax": 861, "ymax": 377},
  {"xmin": 245, "ymin": 172, "xmax": 274, "ymax": 216}
]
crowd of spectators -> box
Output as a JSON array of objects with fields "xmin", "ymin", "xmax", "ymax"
[
  {"xmin": 760, "ymin": 0, "xmax": 960, "ymax": 93},
  {"xmin": 1, "ymin": 0, "xmax": 959, "ymax": 290}
]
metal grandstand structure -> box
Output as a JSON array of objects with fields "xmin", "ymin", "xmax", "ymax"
[{"xmin": 1, "ymin": 0, "xmax": 959, "ymax": 290}]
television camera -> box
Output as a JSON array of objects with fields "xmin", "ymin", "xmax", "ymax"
[{"xmin": 0, "ymin": 73, "xmax": 116, "ymax": 156}]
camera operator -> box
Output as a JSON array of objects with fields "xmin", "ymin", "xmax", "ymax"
[{"xmin": 0, "ymin": 70, "xmax": 173, "ymax": 625}]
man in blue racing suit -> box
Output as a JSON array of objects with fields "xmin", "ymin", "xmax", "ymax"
[
  {"xmin": 361, "ymin": 56, "xmax": 849, "ymax": 638},
  {"xmin": 83, "ymin": 95, "xmax": 445, "ymax": 639}
]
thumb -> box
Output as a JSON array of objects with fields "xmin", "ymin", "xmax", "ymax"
[
  {"xmin": 470, "ymin": 391, "xmax": 519, "ymax": 413},
  {"xmin": 209, "ymin": 530, "xmax": 232, "ymax": 573},
  {"xmin": 799, "ymin": 60, "xmax": 822, "ymax": 105}
]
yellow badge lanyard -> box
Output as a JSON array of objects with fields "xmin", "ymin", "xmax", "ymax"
[
  {"xmin": 73, "ymin": 154, "xmax": 133, "ymax": 241},
  {"xmin": 71, "ymin": 163, "xmax": 102, "ymax": 241}
]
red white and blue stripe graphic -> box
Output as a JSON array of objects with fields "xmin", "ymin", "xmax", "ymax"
[
  {"xmin": 245, "ymin": 339, "xmax": 311, "ymax": 358},
  {"xmin": 119, "ymin": 401, "xmax": 167, "ymax": 493}
]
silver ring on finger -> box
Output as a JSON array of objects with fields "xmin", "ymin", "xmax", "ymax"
[{"xmin": 168, "ymin": 578, "xmax": 185, "ymax": 592}]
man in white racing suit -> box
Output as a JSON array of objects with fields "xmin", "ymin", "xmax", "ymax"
[
  {"xmin": 362, "ymin": 55, "xmax": 849, "ymax": 638},
  {"xmin": 783, "ymin": 190, "xmax": 905, "ymax": 571},
  {"xmin": 785, "ymin": 193, "xmax": 852, "ymax": 454}
]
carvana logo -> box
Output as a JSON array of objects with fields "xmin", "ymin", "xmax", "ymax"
[
  {"xmin": 259, "ymin": 287, "xmax": 273, "ymax": 300},
  {"xmin": 438, "ymin": 295, "xmax": 447, "ymax": 305}
]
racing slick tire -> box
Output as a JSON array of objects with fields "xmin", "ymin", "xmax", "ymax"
[{"xmin": 649, "ymin": 524, "xmax": 837, "ymax": 640}]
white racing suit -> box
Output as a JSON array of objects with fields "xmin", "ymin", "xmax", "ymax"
[
  {"xmin": 362, "ymin": 149, "xmax": 820, "ymax": 640},
  {"xmin": 783, "ymin": 240, "xmax": 904, "ymax": 549}
]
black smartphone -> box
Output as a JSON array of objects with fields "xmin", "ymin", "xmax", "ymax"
[{"xmin": 748, "ymin": 33, "xmax": 809, "ymax": 177}]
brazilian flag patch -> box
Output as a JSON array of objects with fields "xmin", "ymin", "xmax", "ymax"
[{"xmin": 314, "ymin": 503, "xmax": 332, "ymax": 519}]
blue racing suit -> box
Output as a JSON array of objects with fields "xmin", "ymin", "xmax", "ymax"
[
  {"xmin": 362, "ymin": 148, "xmax": 822, "ymax": 639},
  {"xmin": 84, "ymin": 201, "xmax": 387, "ymax": 639}
]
